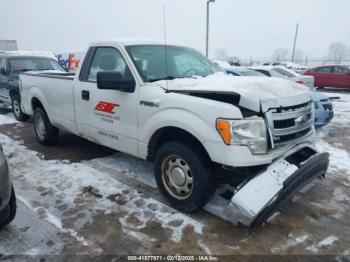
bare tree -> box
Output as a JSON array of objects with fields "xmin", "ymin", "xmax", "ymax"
[
  {"xmin": 327, "ymin": 42, "xmax": 347, "ymax": 63},
  {"xmin": 271, "ymin": 48, "xmax": 289, "ymax": 62}
]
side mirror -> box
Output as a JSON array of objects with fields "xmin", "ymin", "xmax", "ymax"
[{"xmin": 97, "ymin": 71, "xmax": 135, "ymax": 93}]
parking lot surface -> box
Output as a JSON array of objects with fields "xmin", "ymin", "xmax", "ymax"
[{"xmin": 0, "ymin": 91, "xmax": 349, "ymax": 257}]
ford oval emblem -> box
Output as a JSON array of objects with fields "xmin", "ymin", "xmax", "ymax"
[{"xmin": 295, "ymin": 114, "xmax": 310, "ymax": 125}]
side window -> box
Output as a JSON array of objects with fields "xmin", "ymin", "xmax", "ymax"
[
  {"xmin": 88, "ymin": 47, "xmax": 133, "ymax": 82},
  {"xmin": 315, "ymin": 67, "xmax": 331, "ymax": 73},
  {"xmin": 226, "ymin": 71, "xmax": 240, "ymax": 76},
  {"xmin": 272, "ymin": 68, "xmax": 294, "ymax": 78},
  {"xmin": 256, "ymin": 70, "xmax": 271, "ymax": 77},
  {"xmin": 332, "ymin": 66, "xmax": 348, "ymax": 74}
]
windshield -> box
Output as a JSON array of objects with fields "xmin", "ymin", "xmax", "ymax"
[
  {"xmin": 126, "ymin": 45, "xmax": 221, "ymax": 82},
  {"xmin": 9, "ymin": 57, "xmax": 66, "ymax": 73},
  {"xmin": 240, "ymin": 70, "xmax": 266, "ymax": 77},
  {"xmin": 272, "ymin": 67, "xmax": 297, "ymax": 78}
]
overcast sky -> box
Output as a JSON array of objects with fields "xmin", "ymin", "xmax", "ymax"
[{"xmin": 1, "ymin": 0, "xmax": 349, "ymax": 61}]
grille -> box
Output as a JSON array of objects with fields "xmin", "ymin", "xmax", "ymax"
[
  {"xmin": 322, "ymin": 103, "xmax": 333, "ymax": 111},
  {"xmin": 266, "ymin": 102, "xmax": 314, "ymax": 147}
]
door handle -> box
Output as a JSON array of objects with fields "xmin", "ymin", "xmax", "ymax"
[{"xmin": 82, "ymin": 90, "xmax": 90, "ymax": 101}]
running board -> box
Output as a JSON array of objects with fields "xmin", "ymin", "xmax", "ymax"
[{"xmin": 204, "ymin": 146, "xmax": 329, "ymax": 227}]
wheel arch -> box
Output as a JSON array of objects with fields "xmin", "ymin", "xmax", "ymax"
[
  {"xmin": 147, "ymin": 126, "xmax": 211, "ymax": 163},
  {"xmin": 31, "ymin": 96, "xmax": 45, "ymax": 111},
  {"xmin": 9, "ymin": 88, "xmax": 19, "ymax": 99}
]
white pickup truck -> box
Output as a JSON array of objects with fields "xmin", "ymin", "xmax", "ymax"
[{"xmin": 20, "ymin": 40, "xmax": 329, "ymax": 226}]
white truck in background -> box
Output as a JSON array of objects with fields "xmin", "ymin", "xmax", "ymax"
[{"xmin": 19, "ymin": 40, "xmax": 329, "ymax": 226}]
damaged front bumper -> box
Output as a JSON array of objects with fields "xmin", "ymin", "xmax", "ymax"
[{"xmin": 204, "ymin": 144, "xmax": 329, "ymax": 227}]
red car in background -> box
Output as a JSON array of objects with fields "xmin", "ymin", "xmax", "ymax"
[{"xmin": 304, "ymin": 65, "xmax": 350, "ymax": 89}]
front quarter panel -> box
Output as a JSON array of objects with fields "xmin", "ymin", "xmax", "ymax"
[{"xmin": 138, "ymin": 84, "xmax": 243, "ymax": 159}]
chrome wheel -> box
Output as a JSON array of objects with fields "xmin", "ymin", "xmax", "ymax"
[
  {"xmin": 35, "ymin": 115, "xmax": 46, "ymax": 140},
  {"xmin": 13, "ymin": 100, "xmax": 20, "ymax": 118},
  {"xmin": 161, "ymin": 155, "xmax": 193, "ymax": 200}
]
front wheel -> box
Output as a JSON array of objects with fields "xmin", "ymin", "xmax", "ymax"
[
  {"xmin": 12, "ymin": 96, "xmax": 29, "ymax": 122},
  {"xmin": 33, "ymin": 107, "xmax": 59, "ymax": 146},
  {"xmin": 154, "ymin": 141, "xmax": 216, "ymax": 212}
]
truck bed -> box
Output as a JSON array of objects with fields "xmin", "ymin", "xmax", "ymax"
[
  {"xmin": 20, "ymin": 71, "xmax": 77, "ymax": 135},
  {"xmin": 23, "ymin": 72, "xmax": 75, "ymax": 81}
]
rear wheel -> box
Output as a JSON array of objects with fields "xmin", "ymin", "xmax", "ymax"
[
  {"xmin": 0, "ymin": 186, "xmax": 17, "ymax": 229},
  {"xmin": 154, "ymin": 141, "xmax": 216, "ymax": 212},
  {"xmin": 33, "ymin": 107, "xmax": 59, "ymax": 146},
  {"xmin": 12, "ymin": 95, "xmax": 29, "ymax": 122}
]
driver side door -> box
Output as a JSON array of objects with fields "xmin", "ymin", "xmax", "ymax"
[{"xmin": 74, "ymin": 46, "xmax": 140, "ymax": 157}]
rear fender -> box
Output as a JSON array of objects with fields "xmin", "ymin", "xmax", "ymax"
[{"xmin": 26, "ymin": 87, "xmax": 49, "ymax": 116}]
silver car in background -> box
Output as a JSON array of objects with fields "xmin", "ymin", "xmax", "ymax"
[
  {"xmin": 251, "ymin": 66, "xmax": 315, "ymax": 90},
  {"xmin": 0, "ymin": 144, "xmax": 16, "ymax": 229}
]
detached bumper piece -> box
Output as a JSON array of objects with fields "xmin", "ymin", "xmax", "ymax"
[{"xmin": 204, "ymin": 146, "xmax": 329, "ymax": 227}]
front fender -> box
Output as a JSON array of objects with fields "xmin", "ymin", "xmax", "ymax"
[{"xmin": 139, "ymin": 107, "xmax": 221, "ymax": 159}]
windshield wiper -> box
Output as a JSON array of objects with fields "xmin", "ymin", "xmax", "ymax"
[
  {"xmin": 149, "ymin": 75, "xmax": 195, "ymax": 83},
  {"xmin": 36, "ymin": 68, "xmax": 56, "ymax": 71}
]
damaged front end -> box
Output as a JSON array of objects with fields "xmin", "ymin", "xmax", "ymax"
[
  {"xmin": 204, "ymin": 94, "xmax": 329, "ymax": 226},
  {"xmin": 204, "ymin": 144, "xmax": 329, "ymax": 227}
]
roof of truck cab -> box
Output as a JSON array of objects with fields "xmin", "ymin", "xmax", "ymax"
[
  {"xmin": 90, "ymin": 39, "xmax": 182, "ymax": 47},
  {"xmin": 0, "ymin": 51, "xmax": 56, "ymax": 58}
]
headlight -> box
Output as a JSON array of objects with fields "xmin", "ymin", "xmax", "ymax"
[{"xmin": 216, "ymin": 118, "xmax": 268, "ymax": 154}]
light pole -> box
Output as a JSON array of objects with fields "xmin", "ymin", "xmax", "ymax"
[
  {"xmin": 206, "ymin": 0, "xmax": 216, "ymax": 57},
  {"xmin": 291, "ymin": 22, "xmax": 299, "ymax": 62}
]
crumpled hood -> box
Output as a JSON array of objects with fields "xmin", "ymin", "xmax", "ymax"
[
  {"xmin": 160, "ymin": 72, "xmax": 312, "ymax": 112},
  {"xmin": 27, "ymin": 70, "xmax": 67, "ymax": 74}
]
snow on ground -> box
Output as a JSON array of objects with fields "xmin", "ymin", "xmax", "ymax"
[
  {"xmin": 0, "ymin": 111, "xmax": 17, "ymax": 125},
  {"xmin": 94, "ymin": 153, "xmax": 156, "ymax": 188},
  {"xmin": 271, "ymin": 233, "xmax": 310, "ymax": 254},
  {"xmin": 0, "ymin": 133, "xmax": 204, "ymax": 254},
  {"xmin": 306, "ymin": 236, "xmax": 338, "ymax": 254},
  {"xmin": 315, "ymin": 93, "xmax": 350, "ymax": 181}
]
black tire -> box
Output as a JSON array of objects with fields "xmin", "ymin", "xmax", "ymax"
[
  {"xmin": 12, "ymin": 95, "xmax": 29, "ymax": 122},
  {"xmin": 0, "ymin": 185, "xmax": 17, "ymax": 229},
  {"xmin": 33, "ymin": 107, "xmax": 59, "ymax": 146},
  {"xmin": 154, "ymin": 141, "xmax": 216, "ymax": 212}
]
